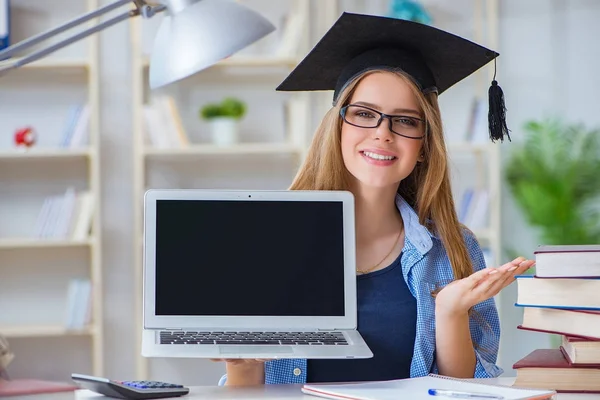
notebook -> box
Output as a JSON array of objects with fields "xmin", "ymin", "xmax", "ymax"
[{"xmin": 301, "ymin": 374, "xmax": 556, "ymax": 400}]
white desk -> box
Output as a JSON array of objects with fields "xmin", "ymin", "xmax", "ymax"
[{"xmin": 23, "ymin": 378, "xmax": 598, "ymax": 400}]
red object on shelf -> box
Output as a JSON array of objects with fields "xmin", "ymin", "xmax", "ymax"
[{"xmin": 13, "ymin": 127, "xmax": 37, "ymax": 148}]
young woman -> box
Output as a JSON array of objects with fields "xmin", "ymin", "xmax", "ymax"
[{"xmin": 216, "ymin": 12, "xmax": 530, "ymax": 385}]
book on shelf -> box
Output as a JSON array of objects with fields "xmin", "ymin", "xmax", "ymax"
[
  {"xmin": 301, "ymin": 374, "xmax": 555, "ymax": 400},
  {"xmin": 143, "ymin": 95, "xmax": 189, "ymax": 149},
  {"xmin": 64, "ymin": 278, "xmax": 92, "ymax": 330},
  {"xmin": 457, "ymin": 188, "xmax": 489, "ymax": 230},
  {"xmin": 533, "ymin": 244, "xmax": 600, "ymax": 278},
  {"xmin": 275, "ymin": 7, "xmax": 305, "ymax": 58},
  {"xmin": 513, "ymin": 348, "xmax": 600, "ymax": 393},
  {"xmin": 32, "ymin": 188, "xmax": 94, "ymax": 241},
  {"xmin": 463, "ymin": 97, "xmax": 488, "ymax": 143},
  {"xmin": 0, "ymin": 0, "xmax": 8, "ymax": 52},
  {"xmin": 59, "ymin": 103, "xmax": 90, "ymax": 149}
]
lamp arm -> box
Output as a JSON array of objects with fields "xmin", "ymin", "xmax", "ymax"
[{"xmin": 0, "ymin": 0, "xmax": 166, "ymax": 73}]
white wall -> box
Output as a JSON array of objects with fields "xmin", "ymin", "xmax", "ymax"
[{"xmin": 3, "ymin": 0, "xmax": 599, "ymax": 384}]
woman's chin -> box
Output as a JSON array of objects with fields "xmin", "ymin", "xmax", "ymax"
[{"xmin": 352, "ymin": 175, "xmax": 402, "ymax": 190}]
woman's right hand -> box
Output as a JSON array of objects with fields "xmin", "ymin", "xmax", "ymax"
[{"xmin": 211, "ymin": 358, "xmax": 269, "ymax": 386}]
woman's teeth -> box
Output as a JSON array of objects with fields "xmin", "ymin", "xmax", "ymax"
[{"xmin": 362, "ymin": 151, "xmax": 396, "ymax": 161}]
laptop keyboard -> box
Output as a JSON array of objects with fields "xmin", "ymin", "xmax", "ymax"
[{"xmin": 159, "ymin": 331, "xmax": 348, "ymax": 345}]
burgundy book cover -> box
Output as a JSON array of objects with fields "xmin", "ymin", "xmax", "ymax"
[
  {"xmin": 534, "ymin": 246, "xmax": 600, "ymax": 254},
  {"xmin": 517, "ymin": 325, "xmax": 600, "ymax": 341},
  {"xmin": 0, "ymin": 379, "xmax": 78, "ymax": 397},
  {"xmin": 564, "ymin": 335, "xmax": 600, "ymax": 342},
  {"xmin": 513, "ymin": 349, "xmax": 600, "ymax": 393}
]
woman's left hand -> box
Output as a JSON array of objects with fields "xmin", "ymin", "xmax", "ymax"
[{"xmin": 435, "ymin": 256, "xmax": 535, "ymax": 317}]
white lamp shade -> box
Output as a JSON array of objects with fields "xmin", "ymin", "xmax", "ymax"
[{"xmin": 149, "ymin": 0, "xmax": 276, "ymax": 89}]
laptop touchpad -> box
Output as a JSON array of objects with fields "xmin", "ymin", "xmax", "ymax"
[{"xmin": 219, "ymin": 346, "xmax": 294, "ymax": 355}]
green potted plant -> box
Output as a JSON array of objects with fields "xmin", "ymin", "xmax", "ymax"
[
  {"xmin": 199, "ymin": 97, "xmax": 247, "ymax": 146},
  {"xmin": 505, "ymin": 119, "xmax": 600, "ymax": 246},
  {"xmin": 505, "ymin": 118, "xmax": 600, "ymax": 347}
]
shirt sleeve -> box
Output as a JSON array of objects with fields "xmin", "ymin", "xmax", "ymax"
[{"xmin": 464, "ymin": 229, "xmax": 504, "ymax": 378}]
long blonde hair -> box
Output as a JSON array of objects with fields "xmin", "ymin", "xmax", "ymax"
[{"xmin": 289, "ymin": 69, "xmax": 473, "ymax": 281}]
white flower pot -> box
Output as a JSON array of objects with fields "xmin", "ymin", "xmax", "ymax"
[{"xmin": 209, "ymin": 117, "xmax": 239, "ymax": 146}]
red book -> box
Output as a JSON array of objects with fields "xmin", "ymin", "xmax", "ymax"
[
  {"xmin": 0, "ymin": 379, "xmax": 78, "ymax": 397},
  {"xmin": 513, "ymin": 348, "xmax": 600, "ymax": 393}
]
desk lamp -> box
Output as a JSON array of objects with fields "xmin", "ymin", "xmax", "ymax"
[{"xmin": 0, "ymin": 0, "xmax": 276, "ymax": 88}]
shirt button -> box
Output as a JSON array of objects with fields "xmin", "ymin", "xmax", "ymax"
[{"xmin": 293, "ymin": 368, "xmax": 302, "ymax": 376}]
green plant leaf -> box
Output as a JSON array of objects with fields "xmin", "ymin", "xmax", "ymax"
[{"xmin": 504, "ymin": 118, "xmax": 600, "ymax": 247}]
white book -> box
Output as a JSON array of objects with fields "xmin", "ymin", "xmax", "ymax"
[
  {"xmin": 54, "ymin": 187, "xmax": 77, "ymax": 238},
  {"xmin": 68, "ymin": 104, "xmax": 90, "ymax": 148},
  {"xmin": 302, "ymin": 375, "xmax": 555, "ymax": 400},
  {"xmin": 534, "ymin": 244, "xmax": 600, "ymax": 278},
  {"xmin": 275, "ymin": 10, "xmax": 305, "ymax": 57},
  {"xmin": 0, "ymin": 0, "xmax": 8, "ymax": 50},
  {"xmin": 466, "ymin": 189, "xmax": 489, "ymax": 229},
  {"xmin": 64, "ymin": 279, "xmax": 81, "ymax": 329},
  {"xmin": 71, "ymin": 192, "xmax": 95, "ymax": 241},
  {"xmin": 143, "ymin": 105, "xmax": 171, "ymax": 148},
  {"xmin": 32, "ymin": 197, "xmax": 51, "ymax": 237},
  {"xmin": 60, "ymin": 104, "xmax": 84, "ymax": 148},
  {"xmin": 41, "ymin": 195, "xmax": 63, "ymax": 238}
]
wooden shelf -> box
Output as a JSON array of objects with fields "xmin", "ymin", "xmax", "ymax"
[
  {"xmin": 0, "ymin": 237, "xmax": 93, "ymax": 249},
  {"xmin": 143, "ymin": 143, "xmax": 304, "ymax": 158},
  {"xmin": 0, "ymin": 57, "xmax": 89, "ymax": 70},
  {"xmin": 472, "ymin": 228, "xmax": 497, "ymax": 242},
  {"xmin": 0, "ymin": 148, "xmax": 93, "ymax": 160},
  {"xmin": 142, "ymin": 55, "xmax": 299, "ymax": 70},
  {"xmin": 0, "ymin": 324, "xmax": 94, "ymax": 338}
]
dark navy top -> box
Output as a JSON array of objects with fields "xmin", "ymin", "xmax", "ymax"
[{"xmin": 306, "ymin": 252, "xmax": 417, "ymax": 383}]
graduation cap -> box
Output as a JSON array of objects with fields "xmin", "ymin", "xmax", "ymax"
[{"xmin": 276, "ymin": 12, "xmax": 510, "ymax": 142}]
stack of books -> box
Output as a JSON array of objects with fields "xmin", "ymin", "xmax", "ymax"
[{"xmin": 513, "ymin": 244, "xmax": 600, "ymax": 393}]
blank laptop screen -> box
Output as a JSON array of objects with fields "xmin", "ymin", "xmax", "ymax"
[{"xmin": 154, "ymin": 199, "xmax": 346, "ymax": 317}]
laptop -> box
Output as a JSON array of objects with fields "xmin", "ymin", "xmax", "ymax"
[{"xmin": 141, "ymin": 189, "xmax": 373, "ymax": 359}]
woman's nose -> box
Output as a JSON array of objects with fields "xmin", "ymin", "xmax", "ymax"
[{"xmin": 374, "ymin": 117, "xmax": 395, "ymax": 141}]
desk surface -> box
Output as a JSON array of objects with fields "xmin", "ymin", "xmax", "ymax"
[{"xmin": 23, "ymin": 378, "xmax": 597, "ymax": 400}]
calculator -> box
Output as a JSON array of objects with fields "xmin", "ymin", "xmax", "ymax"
[{"xmin": 71, "ymin": 373, "xmax": 190, "ymax": 399}]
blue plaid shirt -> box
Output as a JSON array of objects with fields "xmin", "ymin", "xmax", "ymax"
[{"xmin": 219, "ymin": 195, "xmax": 503, "ymax": 385}]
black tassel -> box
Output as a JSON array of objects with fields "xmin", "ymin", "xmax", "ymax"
[
  {"xmin": 488, "ymin": 80, "xmax": 510, "ymax": 142},
  {"xmin": 488, "ymin": 58, "xmax": 510, "ymax": 142}
]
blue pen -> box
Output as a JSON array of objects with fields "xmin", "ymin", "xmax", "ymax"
[{"xmin": 428, "ymin": 388, "xmax": 504, "ymax": 399}]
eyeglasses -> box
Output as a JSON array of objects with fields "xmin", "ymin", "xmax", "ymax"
[{"xmin": 340, "ymin": 104, "xmax": 426, "ymax": 139}]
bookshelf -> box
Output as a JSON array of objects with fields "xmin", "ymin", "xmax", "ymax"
[
  {"xmin": 130, "ymin": 0, "xmax": 338, "ymax": 381},
  {"xmin": 0, "ymin": 0, "xmax": 103, "ymax": 380}
]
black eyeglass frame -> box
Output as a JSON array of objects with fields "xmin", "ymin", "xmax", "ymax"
[{"xmin": 340, "ymin": 104, "xmax": 427, "ymax": 140}]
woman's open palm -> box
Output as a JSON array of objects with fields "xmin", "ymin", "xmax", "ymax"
[{"xmin": 435, "ymin": 257, "xmax": 535, "ymax": 316}]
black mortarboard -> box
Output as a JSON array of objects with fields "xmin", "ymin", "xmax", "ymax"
[{"xmin": 276, "ymin": 12, "xmax": 510, "ymax": 142}]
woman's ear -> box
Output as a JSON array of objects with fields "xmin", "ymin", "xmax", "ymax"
[{"xmin": 417, "ymin": 153, "xmax": 425, "ymax": 162}]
